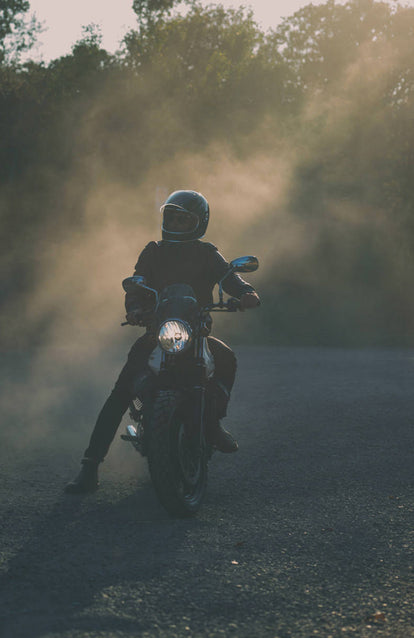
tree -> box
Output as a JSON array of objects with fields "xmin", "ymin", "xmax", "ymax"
[
  {"xmin": 123, "ymin": 2, "xmax": 287, "ymax": 141},
  {"xmin": 132, "ymin": 0, "xmax": 180, "ymax": 26},
  {"xmin": 0, "ymin": 0, "xmax": 40, "ymax": 64},
  {"xmin": 48, "ymin": 24, "xmax": 114, "ymax": 97},
  {"xmin": 269, "ymin": 0, "xmax": 414, "ymax": 216},
  {"xmin": 271, "ymin": 0, "xmax": 397, "ymax": 94}
]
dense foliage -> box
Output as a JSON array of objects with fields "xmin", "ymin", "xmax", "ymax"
[
  {"xmin": 0, "ymin": 0, "xmax": 40, "ymax": 63},
  {"xmin": 1, "ymin": 0, "xmax": 414, "ymax": 346}
]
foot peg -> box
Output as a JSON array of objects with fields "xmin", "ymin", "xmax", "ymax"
[
  {"xmin": 121, "ymin": 424, "xmax": 145, "ymax": 454},
  {"xmin": 121, "ymin": 425, "xmax": 138, "ymax": 441}
]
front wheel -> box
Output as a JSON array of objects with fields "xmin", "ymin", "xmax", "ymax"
[{"xmin": 147, "ymin": 390, "xmax": 208, "ymax": 517}]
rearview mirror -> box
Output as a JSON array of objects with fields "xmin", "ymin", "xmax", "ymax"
[
  {"xmin": 229, "ymin": 256, "xmax": 259, "ymax": 273},
  {"xmin": 122, "ymin": 276, "xmax": 147, "ymax": 293},
  {"xmin": 122, "ymin": 276, "xmax": 159, "ymax": 305}
]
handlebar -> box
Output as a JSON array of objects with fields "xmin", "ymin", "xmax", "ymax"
[
  {"xmin": 121, "ymin": 309, "xmax": 153, "ymax": 327},
  {"xmin": 205, "ymin": 297, "xmax": 241, "ymax": 312},
  {"xmin": 122, "ymin": 297, "xmax": 244, "ymax": 325}
]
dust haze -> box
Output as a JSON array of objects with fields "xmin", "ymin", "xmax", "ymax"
[{"xmin": 1, "ymin": 0, "xmax": 413, "ymax": 456}]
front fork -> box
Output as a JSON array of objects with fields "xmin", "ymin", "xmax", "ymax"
[
  {"xmin": 191, "ymin": 335, "xmax": 207, "ymax": 446},
  {"xmin": 158, "ymin": 339, "xmax": 207, "ymax": 445}
]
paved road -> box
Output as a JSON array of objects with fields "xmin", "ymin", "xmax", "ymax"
[{"xmin": 0, "ymin": 347, "xmax": 413, "ymax": 637}]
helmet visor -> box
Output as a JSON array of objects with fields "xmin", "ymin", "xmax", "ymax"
[{"xmin": 162, "ymin": 207, "xmax": 199, "ymax": 234}]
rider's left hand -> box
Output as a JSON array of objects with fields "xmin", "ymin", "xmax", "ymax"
[{"xmin": 239, "ymin": 292, "xmax": 261, "ymax": 311}]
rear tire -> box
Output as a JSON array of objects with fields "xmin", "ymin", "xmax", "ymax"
[{"xmin": 148, "ymin": 390, "xmax": 208, "ymax": 517}]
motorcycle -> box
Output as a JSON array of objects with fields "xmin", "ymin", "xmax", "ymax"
[{"xmin": 120, "ymin": 255, "xmax": 259, "ymax": 517}]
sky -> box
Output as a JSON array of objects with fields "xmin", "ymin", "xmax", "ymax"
[
  {"xmin": 26, "ymin": 0, "xmax": 335, "ymax": 61},
  {"xmin": 25, "ymin": 0, "xmax": 414, "ymax": 62}
]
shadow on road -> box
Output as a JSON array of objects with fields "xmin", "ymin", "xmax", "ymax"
[{"xmin": 0, "ymin": 482, "xmax": 200, "ymax": 638}]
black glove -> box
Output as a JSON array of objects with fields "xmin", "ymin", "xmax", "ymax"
[{"xmin": 125, "ymin": 309, "xmax": 144, "ymax": 326}]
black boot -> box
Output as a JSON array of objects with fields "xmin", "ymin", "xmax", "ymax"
[
  {"xmin": 64, "ymin": 458, "xmax": 100, "ymax": 494},
  {"xmin": 206, "ymin": 383, "xmax": 238, "ymax": 453},
  {"xmin": 207, "ymin": 420, "xmax": 238, "ymax": 453}
]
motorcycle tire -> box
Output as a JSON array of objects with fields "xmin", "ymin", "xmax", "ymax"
[{"xmin": 148, "ymin": 389, "xmax": 208, "ymax": 517}]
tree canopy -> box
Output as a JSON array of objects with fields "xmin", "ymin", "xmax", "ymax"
[{"xmin": 0, "ymin": 0, "xmax": 40, "ymax": 63}]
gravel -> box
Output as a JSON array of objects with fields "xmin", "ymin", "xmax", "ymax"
[{"xmin": 0, "ymin": 346, "xmax": 413, "ymax": 637}]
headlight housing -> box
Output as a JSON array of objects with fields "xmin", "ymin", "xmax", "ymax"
[{"xmin": 158, "ymin": 320, "xmax": 193, "ymax": 353}]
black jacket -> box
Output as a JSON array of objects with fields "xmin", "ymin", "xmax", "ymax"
[{"xmin": 125, "ymin": 240, "xmax": 255, "ymax": 312}]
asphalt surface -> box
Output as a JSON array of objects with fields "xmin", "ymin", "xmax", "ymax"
[{"xmin": 0, "ymin": 346, "xmax": 413, "ymax": 638}]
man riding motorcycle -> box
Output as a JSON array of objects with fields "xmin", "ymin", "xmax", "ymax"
[{"xmin": 65, "ymin": 190, "xmax": 260, "ymax": 494}]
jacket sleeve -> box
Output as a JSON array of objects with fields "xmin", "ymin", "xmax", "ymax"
[
  {"xmin": 207, "ymin": 244, "xmax": 255, "ymax": 299},
  {"xmin": 125, "ymin": 242, "xmax": 157, "ymax": 313}
]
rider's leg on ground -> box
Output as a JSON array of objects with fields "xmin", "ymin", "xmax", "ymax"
[
  {"xmin": 64, "ymin": 333, "xmax": 155, "ymax": 493},
  {"xmin": 83, "ymin": 332, "xmax": 156, "ymax": 461},
  {"xmin": 64, "ymin": 457, "xmax": 100, "ymax": 494}
]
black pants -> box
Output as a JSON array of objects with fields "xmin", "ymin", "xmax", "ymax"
[{"xmin": 84, "ymin": 334, "xmax": 237, "ymax": 462}]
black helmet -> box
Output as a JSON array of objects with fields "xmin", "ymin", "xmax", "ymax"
[{"xmin": 160, "ymin": 190, "xmax": 210, "ymax": 242}]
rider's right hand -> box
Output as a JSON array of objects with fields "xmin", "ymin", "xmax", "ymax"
[{"xmin": 125, "ymin": 309, "xmax": 143, "ymax": 325}]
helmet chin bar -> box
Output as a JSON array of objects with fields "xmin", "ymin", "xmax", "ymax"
[
  {"xmin": 161, "ymin": 222, "xmax": 200, "ymax": 239},
  {"xmin": 161, "ymin": 213, "xmax": 202, "ymax": 242}
]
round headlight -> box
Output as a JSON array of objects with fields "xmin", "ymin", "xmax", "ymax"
[{"xmin": 158, "ymin": 320, "xmax": 192, "ymax": 353}]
